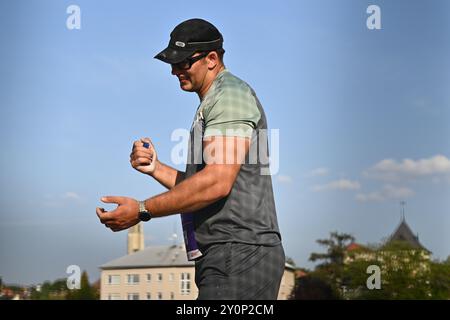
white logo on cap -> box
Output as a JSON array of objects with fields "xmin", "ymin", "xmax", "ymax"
[{"xmin": 175, "ymin": 41, "xmax": 186, "ymax": 48}]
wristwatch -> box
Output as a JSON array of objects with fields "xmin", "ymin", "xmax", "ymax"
[{"xmin": 138, "ymin": 200, "xmax": 152, "ymax": 222}]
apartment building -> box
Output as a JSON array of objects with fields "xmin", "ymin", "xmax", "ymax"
[{"xmin": 100, "ymin": 244, "xmax": 295, "ymax": 300}]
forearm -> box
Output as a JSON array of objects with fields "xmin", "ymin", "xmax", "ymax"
[
  {"xmin": 150, "ymin": 160, "xmax": 186, "ymax": 189},
  {"xmin": 144, "ymin": 165, "xmax": 229, "ymax": 217}
]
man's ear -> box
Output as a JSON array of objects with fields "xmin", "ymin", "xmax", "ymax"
[{"xmin": 206, "ymin": 51, "xmax": 219, "ymax": 70}]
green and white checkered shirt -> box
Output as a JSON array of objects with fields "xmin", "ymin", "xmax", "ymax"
[
  {"xmin": 198, "ymin": 69, "xmax": 261, "ymax": 139},
  {"xmin": 185, "ymin": 69, "xmax": 282, "ymax": 250}
]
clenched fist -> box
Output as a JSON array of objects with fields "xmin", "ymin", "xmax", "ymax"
[{"xmin": 130, "ymin": 138, "xmax": 158, "ymax": 175}]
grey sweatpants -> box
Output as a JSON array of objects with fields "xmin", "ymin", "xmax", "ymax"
[{"xmin": 195, "ymin": 242, "xmax": 285, "ymax": 300}]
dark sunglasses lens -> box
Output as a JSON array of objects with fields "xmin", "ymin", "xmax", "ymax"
[
  {"xmin": 173, "ymin": 52, "xmax": 208, "ymax": 70},
  {"xmin": 173, "ymin": 61, "xmax": 189, "ymax": 70}
]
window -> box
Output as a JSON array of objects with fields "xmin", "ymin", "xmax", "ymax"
[
  {"xmin": 108, "ymin": 293, "xmax": 121, "ymax": 300},
  {"xmin": 170, "ymin": 292, "xmax": 175, "ymax": 300},
  {"xmin": 157, "ymin": 273, "xmax": 163, "ymax": 282},
  {"xmin": 127, "ymin": 274, "xmax": 140, "ymax": 285},
  {"xmin": 180, "ymin": 272, "xmax": 191, "ymax": 295},
  {"xmin": 146, "ymin": 273, "xmax": 152, "ymax": 282},
  {"xmin": 157, "ymin": 292, "xmax": 163, "ymax": 300},
  {"xmin": 169, "ymin": 273, "xmax": 174, "ymax": 282},
  {"xmin": 127, "ymin": 293, "xmax": 139, "ymax": 300},
  {"xmin": 108, "ymin": 275, "xmax": 120, "ymax": 285},
  {"xmin": 146, "ymin": 293, "xmax": 151, "ymax": 300}
]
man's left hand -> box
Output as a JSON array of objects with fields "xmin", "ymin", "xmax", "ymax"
[{"xmin": 96, "ymin": 196, "xmax": 140, "ymax": 232}]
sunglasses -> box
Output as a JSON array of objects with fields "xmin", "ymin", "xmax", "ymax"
[{"xmin": 171, "ymin": 52, "xmax": 210, "ymax": 71}]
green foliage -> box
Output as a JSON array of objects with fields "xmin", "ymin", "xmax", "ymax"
[
  {"xmin": 290, "ymin": 272, "xmax": 340, "ymax": 300},
  {"xmin": 296, "ymin": 231, "xmax": 450, "ymax": 300},
  {"xmin": 30, "ymin": 271, "xmax": 99, "ymax": 300},
  {"xmin": 30, "ymin": 279, "xmax": 68, "ymax": 300},
  {"xmin": 309, "ymin": 231, "xmax": 355, "ymax": 266},
  {"xmin": 428, "ymin": 261, "xmax": 450, "ymax": 299},
  {"xmin": 66, "ymin": 271, "xmax": 98, "ymax": 300},
  {"xmin": 308, "ymin": 231, "xmax": 355, "ymax": 298},
  {"xmin": 444, "ymin": 256, "xmax": 450, "ymax": 265},
  {"xmin": 285, "ymin": 256, "xmax": 296, "ymax": 267}
]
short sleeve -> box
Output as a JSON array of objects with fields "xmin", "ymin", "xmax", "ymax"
[{"xmin": 203, "ymin": 84, "xmax": 261, "ymax": 139}]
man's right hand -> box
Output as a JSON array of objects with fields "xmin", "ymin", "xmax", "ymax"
[{"xmin": 130, "ymin": 138, "xmax": 158, "ymax": 175}]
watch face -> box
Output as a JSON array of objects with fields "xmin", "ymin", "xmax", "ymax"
[{"xmin": 139, "ymin": 211, "xmax": 152, "ymax": 222}]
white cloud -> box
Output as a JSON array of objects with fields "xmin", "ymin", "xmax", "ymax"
[
  {"xmin": 364, "ymin": 154, "xmax": 450, "ymax": 181},
  {"xmin": 307, "ymin": 167, "xmax": 329, "ymax": 177},
  {"xmin": 62, "ymin": 192, "xmax": 81, "ymax": 200},
  {"xmin": 355, "ymin": 192, "xmax": 383, "ymax": 202},
  {"xmin": 277, "ymin": 175, "xmax": 293, "ymax": 184},
  {"xmin": 43, "ymin": 192, "xmax": 82, "ymax": 207},
  {"xmin": 312, "ymin": 179, "xmax": 360, "ymax": 192},
  {"xmin": 356, "ymin": 184, "xmax": 414, "ymax": 202}
]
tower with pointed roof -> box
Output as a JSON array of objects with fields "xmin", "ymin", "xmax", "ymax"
[
  {"xmin": 385, "ymin": 201, "xmax": 430, "ymax": 253},
  {"xmin": 387, "ymin": 219, "xmax": 429, "ymax": 252},
  {"xmin": 127, "ymin": 222, "xmax": 145, "ymax": 254}
]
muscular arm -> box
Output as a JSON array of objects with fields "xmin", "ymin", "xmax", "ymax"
[
  {"xmin": 150, "ymin": 161, "xmax": 186, "ymax": 190},
  {"xmin": 144, "ymin": 136, "xmax": 250, "ymax": 217},
  {"xmin": 97, "ymin": 136, "xmax": 251, "ymax": 232}
]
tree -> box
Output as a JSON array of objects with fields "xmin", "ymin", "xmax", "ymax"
[
  {"xmin": 285, "ymin": 256, "xmax": 296, "ymax": 267},
  {"xmin": 444, "ymin": 255, "xmax": 450, "ymax": 265},
  {"xmin": 29, "ymin": 271, "xmax": 99, "ymax": 300},
  {"xmin": 343, "ymin": 241, "xmax": 448, "ymax": 299},
  {"xmin": 30, "ymin": 279, "xmax": 68, "ymax": 300},
  {"xmin": 309, "ymin": 231, "xmax": 355, "ymax": 297},
  {"xmin": 302, "ymin": 231, "xmax": 450, "ymax": 300},
  {"xmin": 310, "ymin": 231, "xmax": 355, "ymax": 266},
  {"xmin": 428, "ymin": 260, "xmax": 450, "ymax": 299},
  {"xmin": 290, "ymin": 274, "xmax": 340, "ymax": 300},
  {"xmin": 66, "ymin": 271, "xmax": 98, "ymax": 300}
]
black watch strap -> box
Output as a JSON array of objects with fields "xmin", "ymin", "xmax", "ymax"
[{"xmin": 138, "ymin": 200, "xmax": 152, "ymax": 222}]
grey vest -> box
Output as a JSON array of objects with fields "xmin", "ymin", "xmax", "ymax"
[{"xmin": 184, "ymin": 87, "xmax": 282, "ymax": 251}]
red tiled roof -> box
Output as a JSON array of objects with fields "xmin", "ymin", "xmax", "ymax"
[
  {"xmin": 346, "ymin": 243, "xmax": 363, "ymax": 251},
  {"xmin": 295, "ymin": 270, "xmax": 307, "ymax": 278}
]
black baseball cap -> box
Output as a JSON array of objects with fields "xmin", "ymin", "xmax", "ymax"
[{"xmin": 154, "ymin": 18, "xmax": 224, "ymax": 64}]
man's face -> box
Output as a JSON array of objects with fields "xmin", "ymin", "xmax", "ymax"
[{"xmin": 171, "ymin": 52, "xmax": 209, "ymax": 92}]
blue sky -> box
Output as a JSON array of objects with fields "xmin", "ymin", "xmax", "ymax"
[{"xmin": 0, "ymin": 0, "xmax": 449, "ymax": 285}]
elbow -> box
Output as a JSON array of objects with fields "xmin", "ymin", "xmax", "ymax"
[
  {"xmin": 218, "ymin": 183, "xmax": 233, "ymax": 199},
  {"xmin": 211, "ymin": 181, "xmax": 233, "ymax": 201},
  {"xmin": 203, "ymin": 165, "xmax": 237, "ymax": 201}
]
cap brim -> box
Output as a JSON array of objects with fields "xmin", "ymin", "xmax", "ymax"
[{"xmin": 154, "ymin": 46, "xmax": 195, "ymax": 64}]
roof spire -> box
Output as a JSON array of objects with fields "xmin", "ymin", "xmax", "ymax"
[{"xmin": 400, "ymin": 201, "xmax": 406, "ymax": 222}]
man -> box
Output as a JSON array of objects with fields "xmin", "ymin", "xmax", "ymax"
[{"xmin": 96, "ymin": 18, "xmax": 284, "ymax": 300}]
